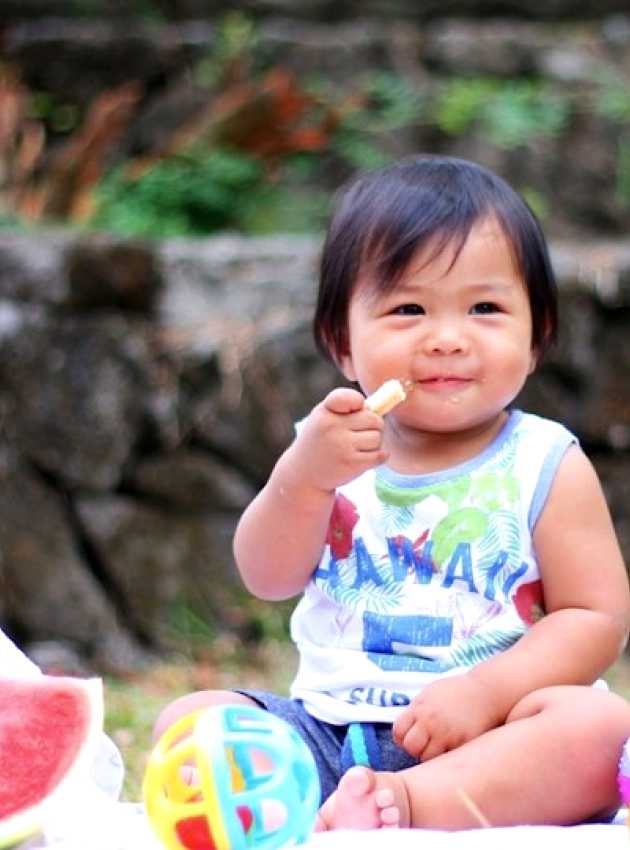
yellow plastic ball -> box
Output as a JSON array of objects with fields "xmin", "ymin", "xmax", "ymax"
[{"xmin": 143, "ymin": 704, "xmax": 320, "ymax": 850}]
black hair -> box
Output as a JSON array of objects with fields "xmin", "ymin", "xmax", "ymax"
[{"xmin": 314, "ymin": 154, "xmax": 558, "ymax": 364}]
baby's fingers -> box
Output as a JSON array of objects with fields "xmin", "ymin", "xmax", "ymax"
[
  {"xmin": 419, "ymin": 734, "xmax": 450, "ymax": 762},
  {"xmin": 398, "ymin": 724, "xmax": 431, "ymax": 761},
  {"xmin": 392, "ymin": 711, "xmax": 414, "ymax": 747},
  {"xmin": 323, "ymin": 387, "xmax": 368, "ymax": 415},
  {"xmin": 353, "ymin": 429, "xmax": 386, "ymax": 453}
]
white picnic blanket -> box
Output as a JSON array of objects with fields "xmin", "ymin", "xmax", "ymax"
[
  {"xmin": 3, "ymin": 633, "xmax": 628, "ymax": 849},
  {"xmin": 33, "ymin": 793, "xmax": 630, "ymax": 850}
]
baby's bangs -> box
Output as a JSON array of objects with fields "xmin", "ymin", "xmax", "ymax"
[{"xmin": 357, "ymin": 216, "xmax": 477, "ymax": 298}]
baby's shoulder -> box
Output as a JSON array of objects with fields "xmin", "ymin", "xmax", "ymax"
[{"xmin": 512, "ymin": 410, "xmax": 577, "ymax": 453}]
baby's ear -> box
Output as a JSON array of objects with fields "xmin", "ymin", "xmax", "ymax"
[{"xmin": 528, "ymin": 348, "xmax": 538, "ymax": 374}]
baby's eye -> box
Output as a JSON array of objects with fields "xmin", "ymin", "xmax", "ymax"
[
  {"xmin": 392, "ymin": 303, "xmax": 425, "ymax": 316},
  {"xmin": 470, "ymin": 302, "xmax": 500, "ymax": 315}
]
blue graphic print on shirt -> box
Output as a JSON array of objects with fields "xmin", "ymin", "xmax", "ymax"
[{"xmin": 290, "ymin": 412, "xmax": 574, "ymax": 721}]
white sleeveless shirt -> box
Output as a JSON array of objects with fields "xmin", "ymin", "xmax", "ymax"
[{"xmin": 290, "ymin": 410, "xmax": 577, "ymax": 724}]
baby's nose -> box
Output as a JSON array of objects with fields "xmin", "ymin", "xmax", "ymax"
[{"xmin": 423, "ymin": 320, "xmax": 467, "ymax": 354}]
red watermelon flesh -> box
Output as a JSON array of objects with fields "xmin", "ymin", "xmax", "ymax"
[{"xmin": 0, "ymin": 676, "xmax": 103, "ymax": 846}]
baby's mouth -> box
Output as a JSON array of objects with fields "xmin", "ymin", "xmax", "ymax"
[{"xmin": 416, "ymin": 375, "xmax": 473, "ymax": 392}]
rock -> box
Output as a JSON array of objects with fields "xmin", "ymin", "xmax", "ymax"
[
  {"xmin": 423, "ymin": 20, "xmax": 552, "ymax": 76},
  {"xmin": 65, "ymin": 235, "xmax": 163, "ymax": 313},
  {"xmin": 2, "ymin": 17, "xmax": 204, "ymax": 106},
  {"xmin": 0, "ymin": 446, "xmax": 146, "ymax": 670},
  {"xmin": 0, "ymin": 309, "xmax": 147, "ymax": 490},
  {"xmin": 76, "ymin": 494, "xmax": 246, "ymax": 647},
  {"xmin": 130, "ymin": 449, "xmax": 257, "ymax": 510},
  {"xmin": 0, "ymin": 230, "xmax": 75, "ymax": 305},
  {"xmin": 192, "ymin": 322, "xmax": 339, "ymax": 481},
  {"xmin": 25, "ymin": 640, "xmax": 93, "ymax": 676},
  {"xmin": 157, "ymin": 234, "xmax": 319, "ymax": 329},
  {"xmin": 1, "ymin": 231, "xmax": 630, "ymax": 665},
  {"xmin": 8, "ymin": 0, "xmax": 630, "ymax": 20}
]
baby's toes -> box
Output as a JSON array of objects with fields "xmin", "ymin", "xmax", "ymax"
[{"xmin": 375, "ymin": 788, "xmax": 400, "ymax": 828}]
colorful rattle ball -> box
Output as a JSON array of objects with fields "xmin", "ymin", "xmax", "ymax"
[{"xmin": 143, "ymin": 703, "xmax": 321, "ymax": 850}]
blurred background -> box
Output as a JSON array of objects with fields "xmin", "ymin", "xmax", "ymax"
[{"xmin": 2, "ymin": 0, "xmax": 630, "ymax": 797}]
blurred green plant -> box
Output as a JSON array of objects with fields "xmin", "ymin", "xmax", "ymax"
[
  {"xmin": 28, "ymin": 92, "xmax": 81, "ymax": 135},
  {"xmin": 519, "ymin": 186, "xmax": 550, "ymax": 221},
  {"xmin": 166, "ymin": 594, "xmax": 293, "ymax": 656},
  {"xmin": 615, "ymin": 141, "xmax": 630, "ymax": 205},
  {"xmin": 93, "ymin": 149, "xmax": 332, "ymax": 236},
  {"xmin": 592, "ymin": 69, "xmax": 630, "ymax": 124},
  {"xmin": 167, "ymin": 600, "xmax": 218, "ymax": 648},
  {"xmin": 194, "ymin": 11, "xmax": 258, "ymax": 89},
  {"xmin": 345, "ymin": 72, "xmax": 427, "ymax": 133},
  {"xmin": 433, "ymin": 77, "xmax": 571, "ymax": 148},
  {"xmin": 329, "ymin": 71, "xmax": 426, "ymax": 170},
  {"xmin": 93, "ymin": 148, "xmax": 263, "ymax": 236}
]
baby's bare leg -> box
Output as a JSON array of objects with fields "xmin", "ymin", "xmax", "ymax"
[
  {"xmin": 319, "ymin": 685, "xmax": 630, "ymax": 831},
  {"xmin": 153, "ymin": 689, "xmax": 258, "ymax": 741},
  {"xmin": 398, "ymin": 685, "xmax": 630, "ymax": 829}
]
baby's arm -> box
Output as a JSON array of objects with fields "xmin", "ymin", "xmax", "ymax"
[
  {"xmin": 233, "ymin": 387, "xmax": 388, "ymax": 601},
  {"xmin": 394, "ymin": 445, "xmax": 630, "ymax": 760}
]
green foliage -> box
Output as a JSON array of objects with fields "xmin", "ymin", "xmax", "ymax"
[
  {"xmin": 167, "ymin": 601, "xmax": 218, "ymax": 648},
  {"xmin": 592, "ymin": 69, "xmax": 630, "ymax": 124},
  {"xmin": 615, "ymin": 141, "xmax": 630, "ymax": 205},
  {"xmin": 93, "ymin": 148, "xmax": 334, "ymax": 237},
  {"xmin": 194, "ymin": 12, "xmax": 258, "ymax": 89},
  {"xmin": 237, "ymin": 183, "xmax": 332, "ymax": 234},
  {"xmin": 594, "ymin": 69, "xmax": 630, "ymax": 208},
  {"xmin": 347, "ymin": 72, "xmax": 427, "ymax": 133},
  {"xmin": 483, "ymin": 82, "xmax": 569, "ymax": 147},
  {"xmin": 329, "ymin": 71, "xmax": 426, "ymax": 171},
  {"xmin": 28, "ymin": 91, "xmax": 81, "ymax": 134},
  {"xmin": 331, "ymin": 132, "xmax": 393, "ymax": 171},
  {"xmin": 0, "ymin": 212, "xmax": 23, "ymax": 230},
  {"xmin": 24, "ymin": 38, "xmax": 630, "ymax": 238},
  {"xmin": 433, "ymin": 78, "xmax": 498, "ymax": 136},
  {"xmin": 93, "ymin": 149, "xmax": 264, "ymax": 237},
  {"xmin": 433, "ymin": 77, "xmax": 570, "ymax": 148},
  {"xmin": 519, "ymin": 187, "xmax": 550, "ymax": 221},
  {"xmin": 166, "ymin": 594, "xmax": 292, "ymax": 654}
]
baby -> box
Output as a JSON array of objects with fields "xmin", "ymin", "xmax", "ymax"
[{"xmin": 156, "ymin": 155, "xmax": 630, "ymax": 830}]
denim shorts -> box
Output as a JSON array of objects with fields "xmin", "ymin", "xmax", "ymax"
[{"xmin": 236, "ymin": 689, "xmax": 418, "ymax": 804}]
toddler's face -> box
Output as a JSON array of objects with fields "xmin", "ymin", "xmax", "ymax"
[{"xmin": 339, "ymin": 217, "xmax": 535, "ymax": 437}]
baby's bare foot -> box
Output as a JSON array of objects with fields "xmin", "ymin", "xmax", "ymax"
[{"xmin": 315, "ymin": 766, "xmax": 402, "ymax": 831}]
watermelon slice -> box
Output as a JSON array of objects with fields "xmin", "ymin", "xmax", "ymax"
[{"xmin": 0, "ymin": 676, "xmax": 103, "ymax": 848}]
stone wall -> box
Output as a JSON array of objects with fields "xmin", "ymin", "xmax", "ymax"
[
  {"xmin": 0, "ymin": 229, "xmax": 629, "ymax": 671},
  {"xmin": 3, "ymin": 4, "xmax": 630, "ymax": 671},
  {"xmin": 4, "ymin": 13, "xmax": 630, "ymax": 239},
  {"xmin": 4, "ymin": 1, "xmax": 630, "ymax": 20}
]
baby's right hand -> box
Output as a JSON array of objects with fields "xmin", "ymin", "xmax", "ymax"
[{"xmin": 288, "ymin": 387, "xmax": 389, "ymax": 494}]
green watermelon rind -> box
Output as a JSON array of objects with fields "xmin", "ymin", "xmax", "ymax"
[{"xmin": 0, "ymin": 677, "xmax": 103, "ymax": 849}]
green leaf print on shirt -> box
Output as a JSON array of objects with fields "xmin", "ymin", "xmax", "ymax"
[
  {"xmin": 477, "ymin": 509, "xmax": 523, "ymax": 586},
  {"xmin": 471, "ymin": 470, "xmax": 519, "ymax": 512},
  {"xmin": 381, "ymin": 503, "xmax": 416, "ymax": 536},
  {"xmin": 432, "ymin": 507, "xmax": 488, "ymax": 570},
  {"xmin": 446, "ymin": 626, "xmax": 525, "ymax": 668},
  {"xmin": 375, "ymin": 475, "xmax": 470, "ymax": 511},
  {"xmin": 319, "ymin": 544, "xmax": 408, "ymax": 613},
  {"xmin": 324, "ymin": 562, "xmax": 407, "ymax": 613}
]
